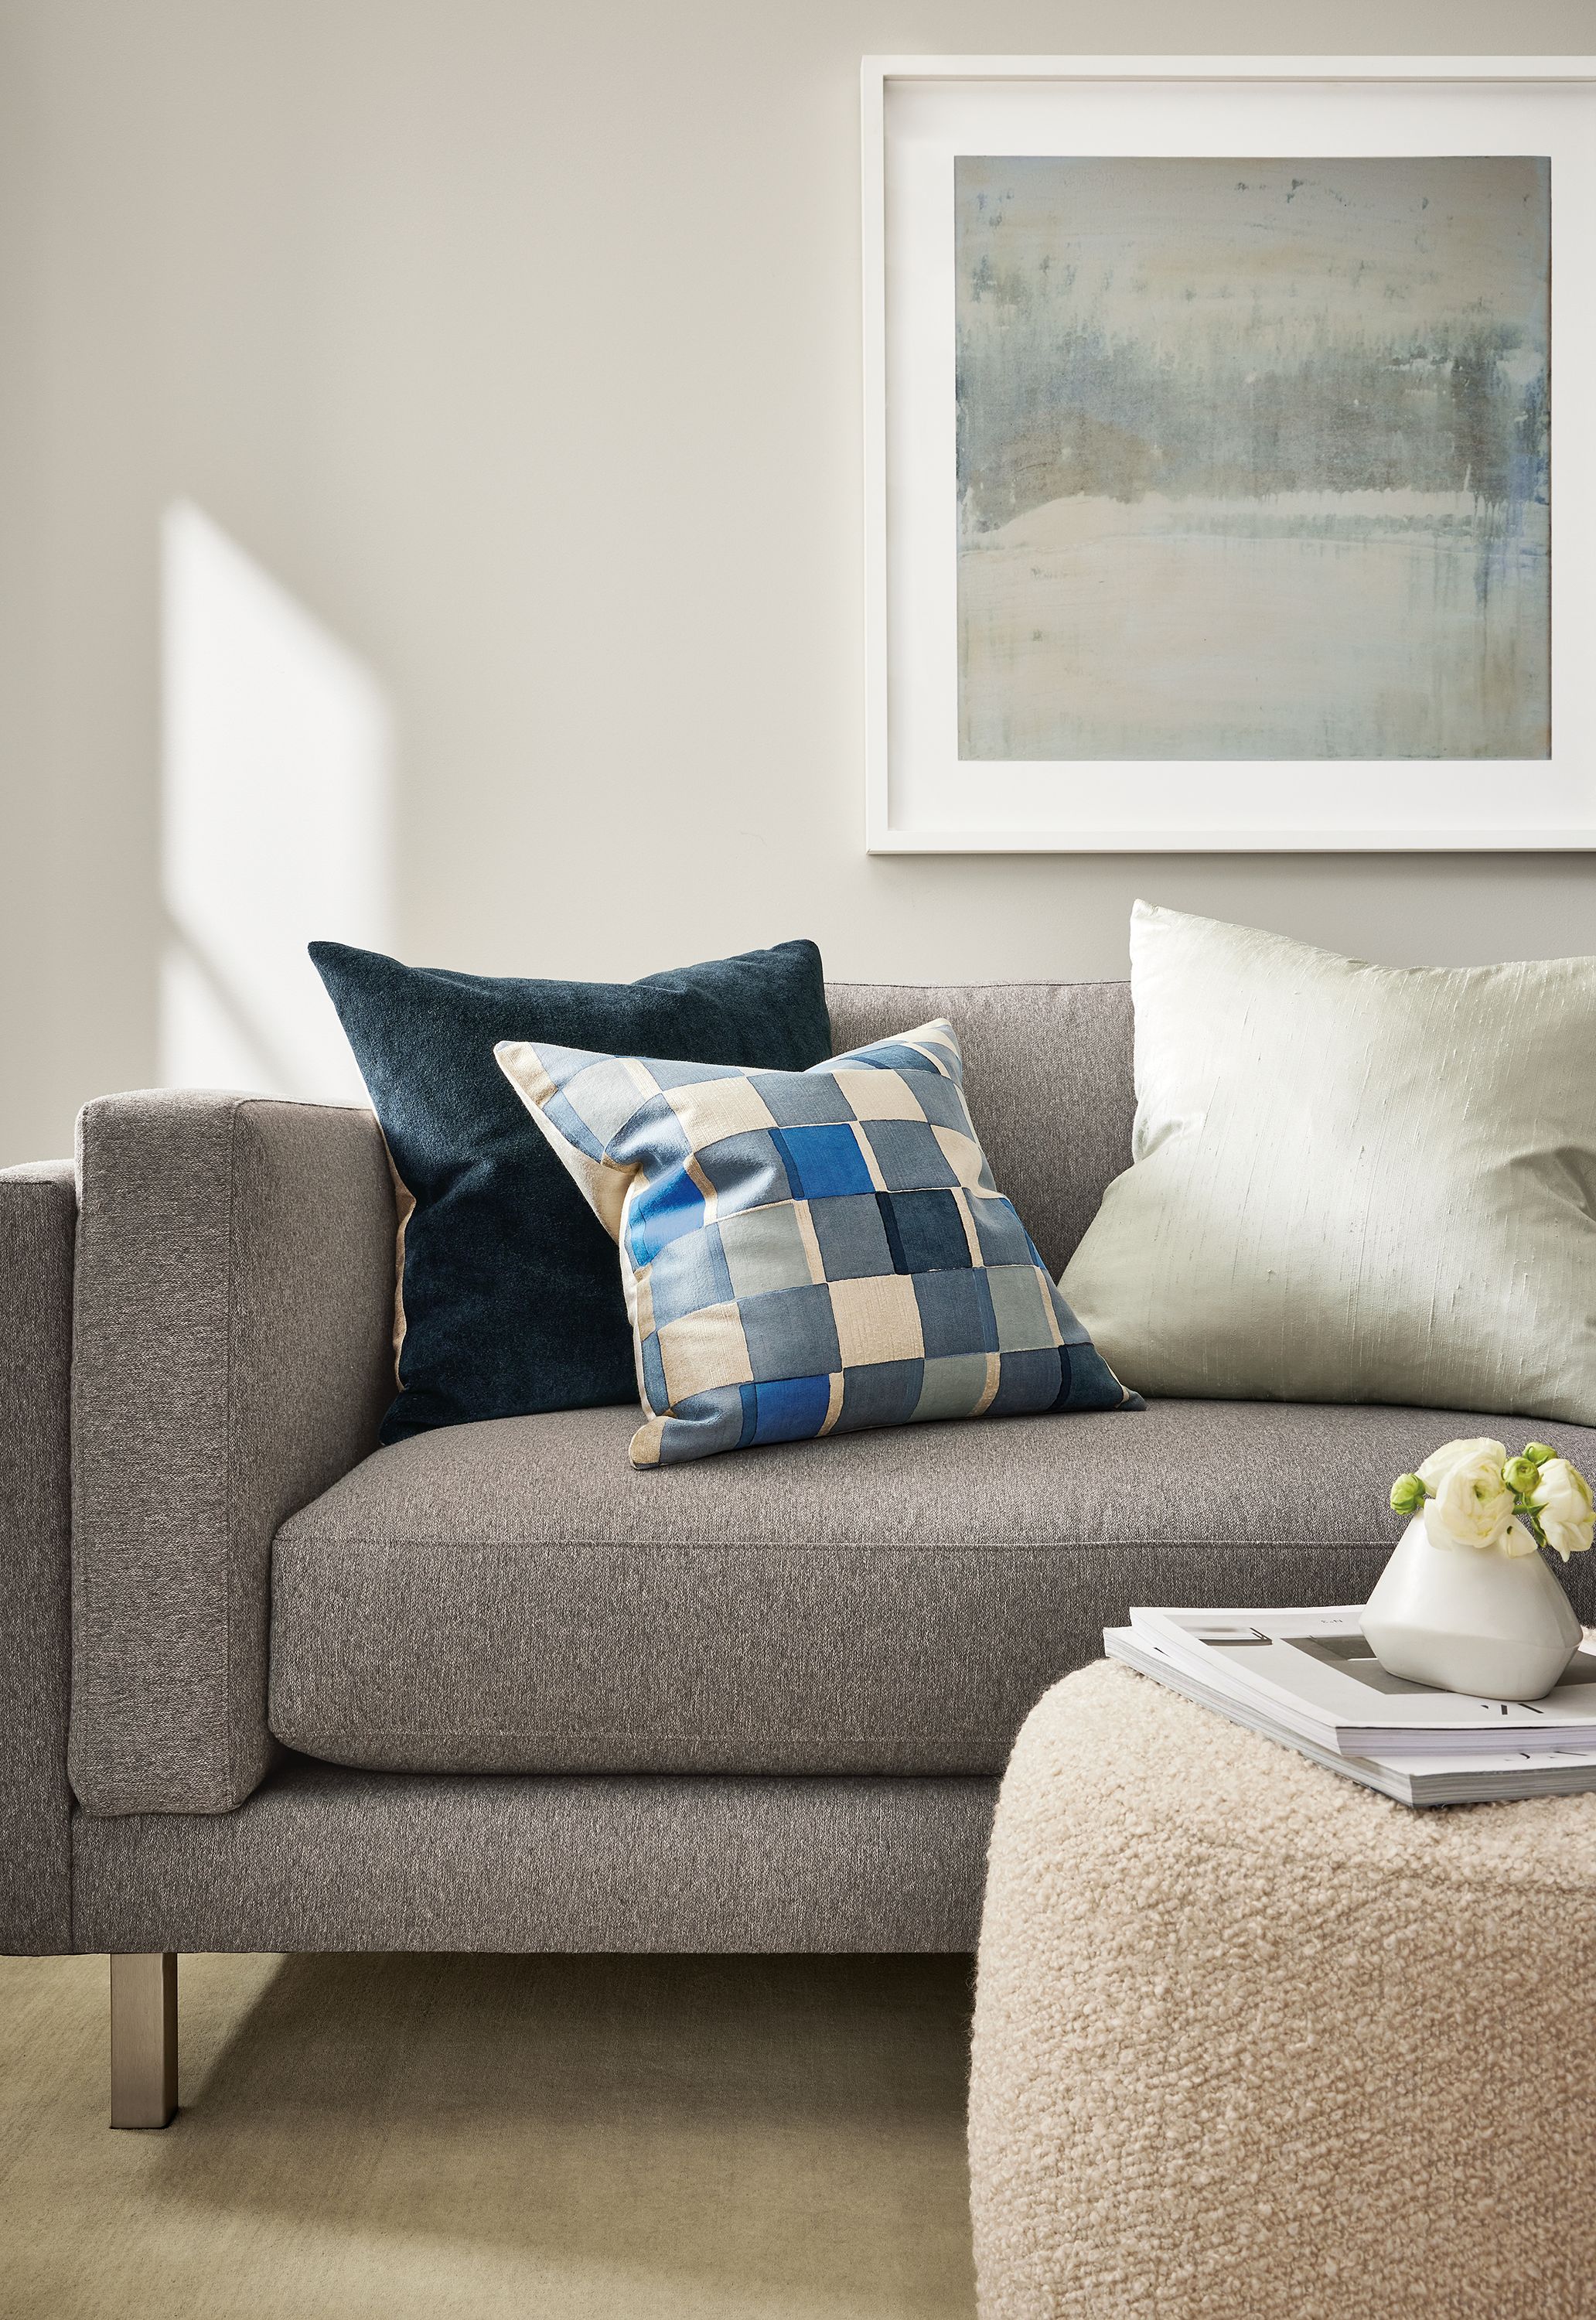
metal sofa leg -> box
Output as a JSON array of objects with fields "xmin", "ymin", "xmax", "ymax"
[{"xmin": 109, "ymin": 1953, "xmax": 178, "ymax": 2128}]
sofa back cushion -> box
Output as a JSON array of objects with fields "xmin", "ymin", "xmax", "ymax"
[{"xmin": 825, "ymin": 981, "xmax": 1134, "ymax": 1278}]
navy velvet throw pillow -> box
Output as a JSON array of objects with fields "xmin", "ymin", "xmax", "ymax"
[{"xmin": 311, "ymin": 938, "xmax": 833, "ymax": 1441}]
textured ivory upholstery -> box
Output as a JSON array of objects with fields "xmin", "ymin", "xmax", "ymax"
[
  {"xmin": 969, "ymin": 1662, "xmax": 1596, "ymax": 2320},
  {"xmin": 826, "ymin": 981, "xmax": 1135, "ymax": 1278},
  {"xmin": 0, "ymin": 1162, "xmax": 76, "ymax": 1952},
  {"xmin": 72, "ymin": 1756, "xmax": 995, "ymax": 1953},
  {"xmin": 69, "ymin": 1093, "xmax": 397, "ymax": 1817},
  {"xmin": 268, "ymin": 1399, "xmax": 1596, "ymax": 1778}
]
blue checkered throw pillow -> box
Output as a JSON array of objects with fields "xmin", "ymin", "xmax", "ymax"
[{"xmin": 496, "ymin": 1018, "xmax": 1141, "ymax": 1466}]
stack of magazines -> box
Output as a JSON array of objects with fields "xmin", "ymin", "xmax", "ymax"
[{"xmin": 1105, "ymin": 1605, "xmax": 1596, "ymax": 1807}]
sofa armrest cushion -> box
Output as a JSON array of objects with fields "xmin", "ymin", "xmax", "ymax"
[
  {"xmin": 69, "ymin": 1093, "xmax": 396, "ymax": 1816},
  {"xmin": 0, "ymin": 1162, "xmax": 76, "ymax": 1950}
]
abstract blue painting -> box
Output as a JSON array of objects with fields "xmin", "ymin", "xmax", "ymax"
[{"xmin": 956, "ymin": 157, "xmax": 1550, "ymax": 761}]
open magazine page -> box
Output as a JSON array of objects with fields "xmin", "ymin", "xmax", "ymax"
[{"xmin": 1127, "ymin": 1604, "xmax": 1596, "ymax": 1753}]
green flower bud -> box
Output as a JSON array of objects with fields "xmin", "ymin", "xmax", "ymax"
[
  {"xmin": 1503, "ymin": 1455, "xmax": 1540, "ymax": 1494},
  {"xmin": 1523, "ymin": 1441, "xmax": 1557, "ymax": 1466},
  {"xmin": 1390, "ymin": 1472, "xmax": 1428, "ymax": 1517}
]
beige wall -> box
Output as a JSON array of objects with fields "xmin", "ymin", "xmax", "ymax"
[{"xmin": 3, "ymin": 0, "xmax": 1594, "ymax": 1163}]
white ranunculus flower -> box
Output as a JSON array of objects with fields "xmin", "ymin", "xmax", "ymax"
[
  {"xmin": 1420, "ymin": 1443, "xmax": 1514, "ymax": 1551},
  {"xmin": 1496, "ymin": 1516, "xmax": 1542, "ymax": 1559},
  {"xmin": 1530, "ymin": 1458, "xmax": 1596, "ymax": 1562},
  {"xmin": 1414, "ymin": 1437, "xmax": 1507, "ymax": 1493}
]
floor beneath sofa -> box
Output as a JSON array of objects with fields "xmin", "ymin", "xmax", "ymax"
[{"xmin": 0, "ymin": 1950, "xmax": 977, "ymax": 2319}]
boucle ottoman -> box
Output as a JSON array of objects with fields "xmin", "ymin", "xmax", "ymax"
[{"xmin": 968, "ymin": 1661, "xmax": 1596, "ymax": 2320}]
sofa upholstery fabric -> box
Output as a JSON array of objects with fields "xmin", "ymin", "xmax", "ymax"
[
  {"xmin": 269, "ymin": 1399, "xmax": 1596, "ymax": 1778},
  {"xmin": 312, "ymin": 939, "xmax": 834, "ymax": 1441},
  {"xmin": 63, "ymin": 981, "xmax": 1134, "ymax": 1822},
  {"xmin": 70, "ymin": 1093, "xmax": 398, "ymax": 1817},
  {"xmin": 72, "ymin": 1757, "xmax": 994, "ymax": 1953},
  {"xmin": 0, "ymin": 1163, "xmax": 76, "ymax": 1951}
]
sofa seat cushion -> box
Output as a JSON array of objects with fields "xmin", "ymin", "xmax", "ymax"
[{"xmin": 268, "ymin": 1402, "xmax": 1596, "ymax": 1778}]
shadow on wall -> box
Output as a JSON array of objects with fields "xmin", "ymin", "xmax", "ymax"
[{"xmin": 160, "ymin": 502, "xmax": 394, "ymax": 1104}]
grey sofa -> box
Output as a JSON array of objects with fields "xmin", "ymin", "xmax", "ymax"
[{"xmin": 7, "ymin": 979, "xmax": 1593, "ymax": 2124}]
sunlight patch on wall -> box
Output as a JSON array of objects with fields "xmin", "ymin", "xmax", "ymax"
[{"xmin": 160, "ymin": 502, "xmax": 394, "ymax": 1101}]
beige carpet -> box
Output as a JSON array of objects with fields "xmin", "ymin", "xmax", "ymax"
[{"xmin": 0, "ymin": 1950, "xmax": 977, "ymax": 2320}]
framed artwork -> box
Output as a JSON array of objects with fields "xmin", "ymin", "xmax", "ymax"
[{"xmin": 862, "ymin": 57, "xmax": 1596, "ymax": 851}]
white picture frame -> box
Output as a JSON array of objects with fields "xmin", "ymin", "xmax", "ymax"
[{"xmin": 863, "ymin": 56, "xmax": 1596, "ymax": 852}]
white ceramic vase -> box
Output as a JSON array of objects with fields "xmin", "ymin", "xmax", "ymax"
[{"xmin": 1361, "ymin": 1516, "xmax": 1584, "ymax": 1701}]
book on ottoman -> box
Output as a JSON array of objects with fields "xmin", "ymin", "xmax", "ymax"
[{"xmin": 1107, "ymin": 1604, "xmax": 1596, "ymax": 1807}]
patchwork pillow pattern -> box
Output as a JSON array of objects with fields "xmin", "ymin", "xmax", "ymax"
[{"xmin": 496, "ymin": 1018, "xmax": 1140, "ymax": 1467}]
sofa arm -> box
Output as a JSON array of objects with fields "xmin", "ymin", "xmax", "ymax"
[
  {"xmin": 0, "ymin": 1162, "xmax": 76, "ymax": 1950},
  {"xmin": 70, "ymin": 1093, "xmax": 396, "ymax": 1817}
]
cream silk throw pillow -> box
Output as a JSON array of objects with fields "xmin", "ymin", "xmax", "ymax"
[{"xmin": 1059, "ymin": 902, "xmax": 1596, "ymax": 1424}]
